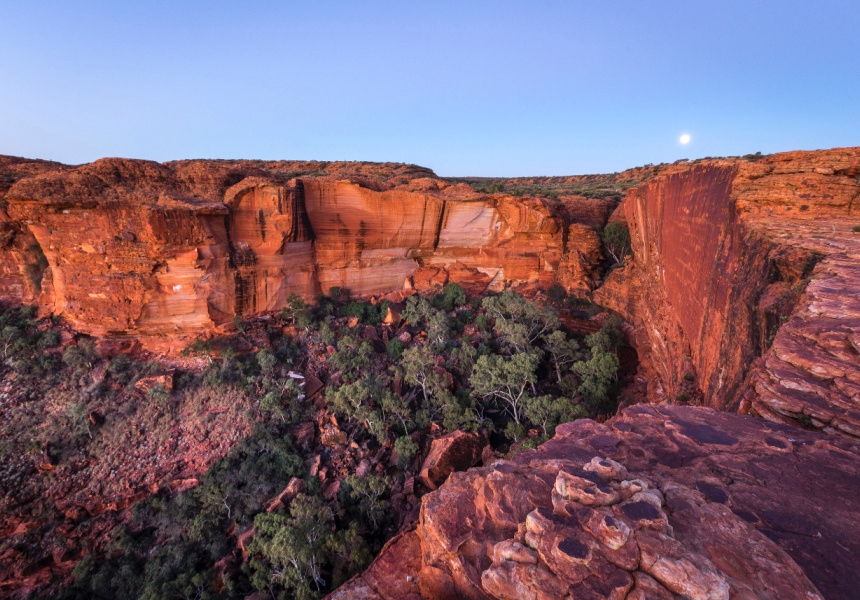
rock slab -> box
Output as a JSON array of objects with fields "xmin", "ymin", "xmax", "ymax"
[{"xmin": 329, "ymin": 405, "xmax": 860, "ymax": 600}]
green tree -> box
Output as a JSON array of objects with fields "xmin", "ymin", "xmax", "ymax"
[
  {"xmin": 70, "ymin": 401, "xmax": 92, "ymax": 439},
  {"xmin": 378, "ymin": 387, "xmax": 412, "ymax": 435},
  {"xmin": 435, "ymin": 282, "xmax": 467, "ymax": 311},
  {"xmin": 470, "ymin": 352, "xmax": 539, "ymax": 424},
  {"xmin": 342, "ymin": 473, "xmax": 390, "ymax": 532},
  {"xmin": 386, "ymin": 338, "xmax": 405, "ymax": 361},
  {"xmin": 250, "ymin": 493, "xmax": 335, "ymax": 597},
  {"xmin": 546, "ymin": 283, "xmax": 567, "ymax": 304},
  {"xmin": 522, "ymin": 394, "xmax": 587, "ymax": 438},
  {"xmin": 328, "ymin": 335, "xmax": 375, "ymax": 383},
  {"xmin": 325, "ymin": 522, "xmax": 372, "ymax": 589},
  {"xmin": 571, "ymin": 316, "xmax": 625, "ymax": 411},
  {"xmin": 280, "ymin": 293, "xmax": 310, "ymax": 324},
  {"xmin": 393, "ymin": 435, "xmax": 418, "ymax": 469},
  {"xmin": 400, "ymin": 346, "xmax": 444, "ymax": 407},
  {"xmin": 571, "ymin": 349, "xmax": 620, "ymax": 411},
  {"xmin": 449, "ymin": 340, "xmax": 477, "ymax": 379},
  {"xmin": 325, "ymin": 377, "xmax": 375, "ymax": 423},
  {"xmin": 63, "ymin": 338, "xmax": 98, "ymax": 370},
  {"xmin": 402, "ymin": 295, "xmax": 451, "ymax": 350},
  {"xmin": 602, "ymin": 223, "xmax": 632, "ymax": 266},
  {"xmin": 584, "ymin": 315, "xmax": 624, "ymax": 353},
  {"xmin": 542, "ymin": 329, "xmax": 581, "ymax": 383},
  {"xmin": 481, "ymin": 291, "xmax": 559, "ymax": 354}
]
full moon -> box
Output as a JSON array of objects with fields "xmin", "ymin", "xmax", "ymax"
[{"xmin": 679, "ymin": 134, "xmax": 691, "ymax": 145}]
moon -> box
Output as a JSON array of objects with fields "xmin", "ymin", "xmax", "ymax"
[{"xmin": 679, "ymin": 134, "xmax": 691, "ymax": 145}]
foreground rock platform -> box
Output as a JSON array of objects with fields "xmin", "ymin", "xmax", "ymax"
[{"xmin": 329, "ymin": 405, "xmax": 860, "ymax": 600}]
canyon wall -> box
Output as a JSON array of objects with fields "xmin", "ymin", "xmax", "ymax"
[
  {"xmin": 594, "ymin": 148, "xmax": 860, "ymax": 437},
  {"xmin": 0, "ymin": 156, "xmax": 606, "ymax": 352},
  {"xmin": 3, "ymin": 149, "xmax": 858, "ymax": 434}
]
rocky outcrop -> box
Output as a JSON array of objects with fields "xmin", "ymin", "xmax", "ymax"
[
  {"xmin": 0, "ymin": 156, "xmax": 607, "ymax": 352},
  {"xmin": 594, "ymin": 148, "xmax": 860, "ymax": 437},
  {"xmin": 329, "ymin": 405, "xmax": 860, "ymax": 600}
]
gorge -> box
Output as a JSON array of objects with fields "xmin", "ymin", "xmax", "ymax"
[{"xmin": 1, "ymin": 147, "xmax": 859, "ymax": 599}]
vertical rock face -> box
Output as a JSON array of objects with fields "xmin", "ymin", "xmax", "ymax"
[
  {"xmin": 330, "ymin": 406, "xmax": 860, "ymax": 600},
  {"xmin": 5, "ymin": 160, "xmax": 229, "ymax": 349},
  {"xmin": 614, "ymin": 164, "xmax": 753, "ymax": 407},
  {"xmin": 225, "ymin": 177, "xmax": 316, "ymax": 314},
  {"xmin": 595, "ymin": 148, "xmax": 860, "ymax": 437},
  {"xmin": 0, "ymin": 156, "xmax": 607, "ymax": 351},
  {"xmin": 301, "ymin": 180, "xmax": 444, "ymax": 295}
]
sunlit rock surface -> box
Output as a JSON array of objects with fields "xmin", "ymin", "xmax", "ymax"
[{"xmin": 0, "ymin": 156, "xmax": 603, "ymax": 353}]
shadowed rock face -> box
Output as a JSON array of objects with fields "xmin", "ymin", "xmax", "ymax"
[
  {"xmin": 329, "ymin": 405, "xmax": 860, "ymax": 600},
  {"xmin": 594, "ymin": 148, "xmax": 860, "ymax": 437},
  {"xmin": 0, "ymin": 157, "xmax": 603, "ymax": 353}
]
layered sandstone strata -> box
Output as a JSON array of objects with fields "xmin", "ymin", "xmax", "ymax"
[
  {"xmin": 329, "ymin": 405, "xmax": 860, "ymax": 600},
  {"xmin": 0, "ymin": 157, "xmax": 607, "ymax": 352},
  {"xmin": 594, "ymin": 148, "xmax": 860, "ymax": 437}
]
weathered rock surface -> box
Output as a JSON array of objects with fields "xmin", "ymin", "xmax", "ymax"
[
  {"xmin": 329, "ymin": 405, "xmax": 860, "ymax": 600},
  {"xmin": 594, "ymin": 148, "xmax": 860, "ymax": 437},
  {"xmin": 418, "ymin": 430, "xmax": 484, "ymax": 490},
  {"xmin": 0, "ymin": 156, "xmax": 610, "ymax": 352}
]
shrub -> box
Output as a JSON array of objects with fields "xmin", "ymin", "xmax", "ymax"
[
  {"xmin": 386, "ymin": 338, "xmax": 405, "ymax": 361},
  {"xmin": 853, "ymin": 225, "xmax": 860, "ymax": 233},
  {"xmin": 546, "ymin": 284, "xmax": 567, "ymax": 304},
  {"xmin": 69, "ymin": 402, "xmax": 93, "ymax": 439},
  {"xmin": 63, "ymin": 339, "xmax": 98, "ymax": 370},
  {"xmin": 329, "ymin": 286, "xmax": 349, "ymax": 303},
  {"xmin": 504, "ymin": 421, "xmax": 527, "ymax": 442},
  {"xmin": 319, "ymin": 321, "xmax": 337, "ymax": 346},
  {"xmin": 435, "ymin": 282, "xmax": 467, "ymax": 312},
  {"xmin": 328, "ymin": 335, "xmax": 375, "ymax": 382},
  {"xmin": 280, "ymin": 292, "xmax": 310, "ymax": 325},
  {"xmin": 339, "ymin": 301, "xmax": 385, "ymax": 325},
  {"xmin": 393, "ymin": 435, "xmax": 418, "ymax": 469}
]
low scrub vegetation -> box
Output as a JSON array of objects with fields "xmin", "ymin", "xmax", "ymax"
[{"xmin": 1, "ymin": 282, "xmax": 631, "ymax": 599}]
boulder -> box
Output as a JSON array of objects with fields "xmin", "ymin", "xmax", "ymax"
[
  {"xmin": 418, "ymin": 430, "xmax": 484, "ymax": 490},
  {"xmin": 133, "ymin": 371, "xmax": 175, "ymax": 394},
  {"xmin": 265, "ymin": 477, "xmax": 306, "ymax": 513}
]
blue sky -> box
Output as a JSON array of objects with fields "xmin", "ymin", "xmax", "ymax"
[{"xmin": 1, "ymin": 1, "xmax": 858, "ymax": 175}]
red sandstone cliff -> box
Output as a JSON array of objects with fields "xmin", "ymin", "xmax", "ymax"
[
  {"xmin": 3, "ymin": 149, "xmax": 858, "ymax": 431},
  {"xmin": 0, "ymin": 156, "xmax": 607, "ymax": 353},
  {"xmin": 593, "ymin": 148, "xmax": 860, "ymax": 438},
  {"xmin": 4, "ymin": 149, "xmax": 860, "ymax": 599}
]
